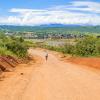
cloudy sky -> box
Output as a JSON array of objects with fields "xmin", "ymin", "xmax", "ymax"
[{"xmin": 0, "ymin": 0, "xmax": 100, "ymax": 26}]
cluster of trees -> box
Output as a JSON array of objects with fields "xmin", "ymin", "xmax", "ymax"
[
  {"xmin": 5, "ymin": 37, "xmax": 28, "ymax": 58},
  {"xmin": 0, "ymin": 33, "xmax": 31, "ymax": 58},
  {"xmin": 42, "ymin": 36, "xmax": 100, "ymax": 57}
]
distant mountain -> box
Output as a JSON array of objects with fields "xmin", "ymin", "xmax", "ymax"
[
  {"xmin": 0, "ymin": 25, "xmax": 100, "ymax": 34},
  {"xmin": 39, "ymin": 24, "xmax": 81, "ymax": 27}
]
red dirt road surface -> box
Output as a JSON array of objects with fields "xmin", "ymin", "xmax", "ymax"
[{"xmin": 0, "ymin": 49, "xmax": 100, "ymax": 100}]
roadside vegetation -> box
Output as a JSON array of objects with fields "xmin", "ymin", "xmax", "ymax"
[
  {"xmin": 0, "ymin": 30, "xmax": 100, "ymax": 58},
  {"xmin": 39, "ymin": 35, "xmax": 100, "ymax": 57},
  {"xmin": 0, "ymin": 33, "xmax": 34, "ymax": 58}
]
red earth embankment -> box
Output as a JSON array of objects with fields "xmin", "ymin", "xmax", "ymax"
[
  {"xmin": 0, "ymin": 56, "xmax": 21, "ymax": 73},
  {"xmin": 45, "ymin": 49, "xmax": 100, "ymax": 70},
  {"xmin": 0, "ymin": 54, "xmax": 36, "ymax": 74},
  {"xmin": 67, "ymin": 57, "xmax": 100, "ymax": 69}
]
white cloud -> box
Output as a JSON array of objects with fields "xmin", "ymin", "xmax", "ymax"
[
  {"xmin": 0, "ymin": 1, "xmax": 100, "ymax": 26},
  {"xmin": 68, "ymin": 1, "xmax": 100, "ymax": 13}
]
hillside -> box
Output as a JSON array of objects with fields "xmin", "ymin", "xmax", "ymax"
[{"xmin": 0, "ymin": 25, "xmax": 100, "ymax": 34}]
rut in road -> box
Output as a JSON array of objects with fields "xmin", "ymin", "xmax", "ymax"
[{"xmin": 0, "ymin": 49, "xmax": 100, "ymax": 100}]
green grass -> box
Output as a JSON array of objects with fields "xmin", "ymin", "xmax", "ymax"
[{"xmin": 0, "ymin": 47, "xmax": 16, "ymax": 57}]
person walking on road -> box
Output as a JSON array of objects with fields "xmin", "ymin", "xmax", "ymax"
[{"xmin": 45, "ymin": 51, "xmax": 48, "ymax": 61}]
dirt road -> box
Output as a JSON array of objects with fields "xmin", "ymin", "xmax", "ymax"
[{"xmin": 0, "ymin": 49, "xmax": 100, "ymax": 100}]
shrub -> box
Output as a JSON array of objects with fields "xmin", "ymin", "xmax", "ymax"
[
  {"xmin": 24, "ymin": 41, "xmax": 36, "ymax": 48},
  {"xmin": 19, "ymin": 37, "xmax": 24, "ymax": 42},
  {"xmin": 75, "ymin": 36, "xmax": 97, "ymax": 56},
  {"xmin": 95, "ymin": 39, "xmax": 100, "ymax": 55},
  {"xmin": 64, "ymin": 44, "xmax": 75, "ymax": 54},
  {"xmin": 0, "ymin": 47, "xmax": 15, "ymax": 56},
  {"xmin": 6, "ymin": 41, "xmax": 28, "ymax": 58}
]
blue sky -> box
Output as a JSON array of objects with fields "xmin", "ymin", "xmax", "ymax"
[
  {"xmin": 0, "ymin": 0, "xmax": 71, "ymax": 15},
  {"xmin": 0, "ymin": 0, "xmax": 100, "ymax": 25},
  {"xmin": 0, "ymin": 0, "xmax": 71, "ymax": 9}
]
